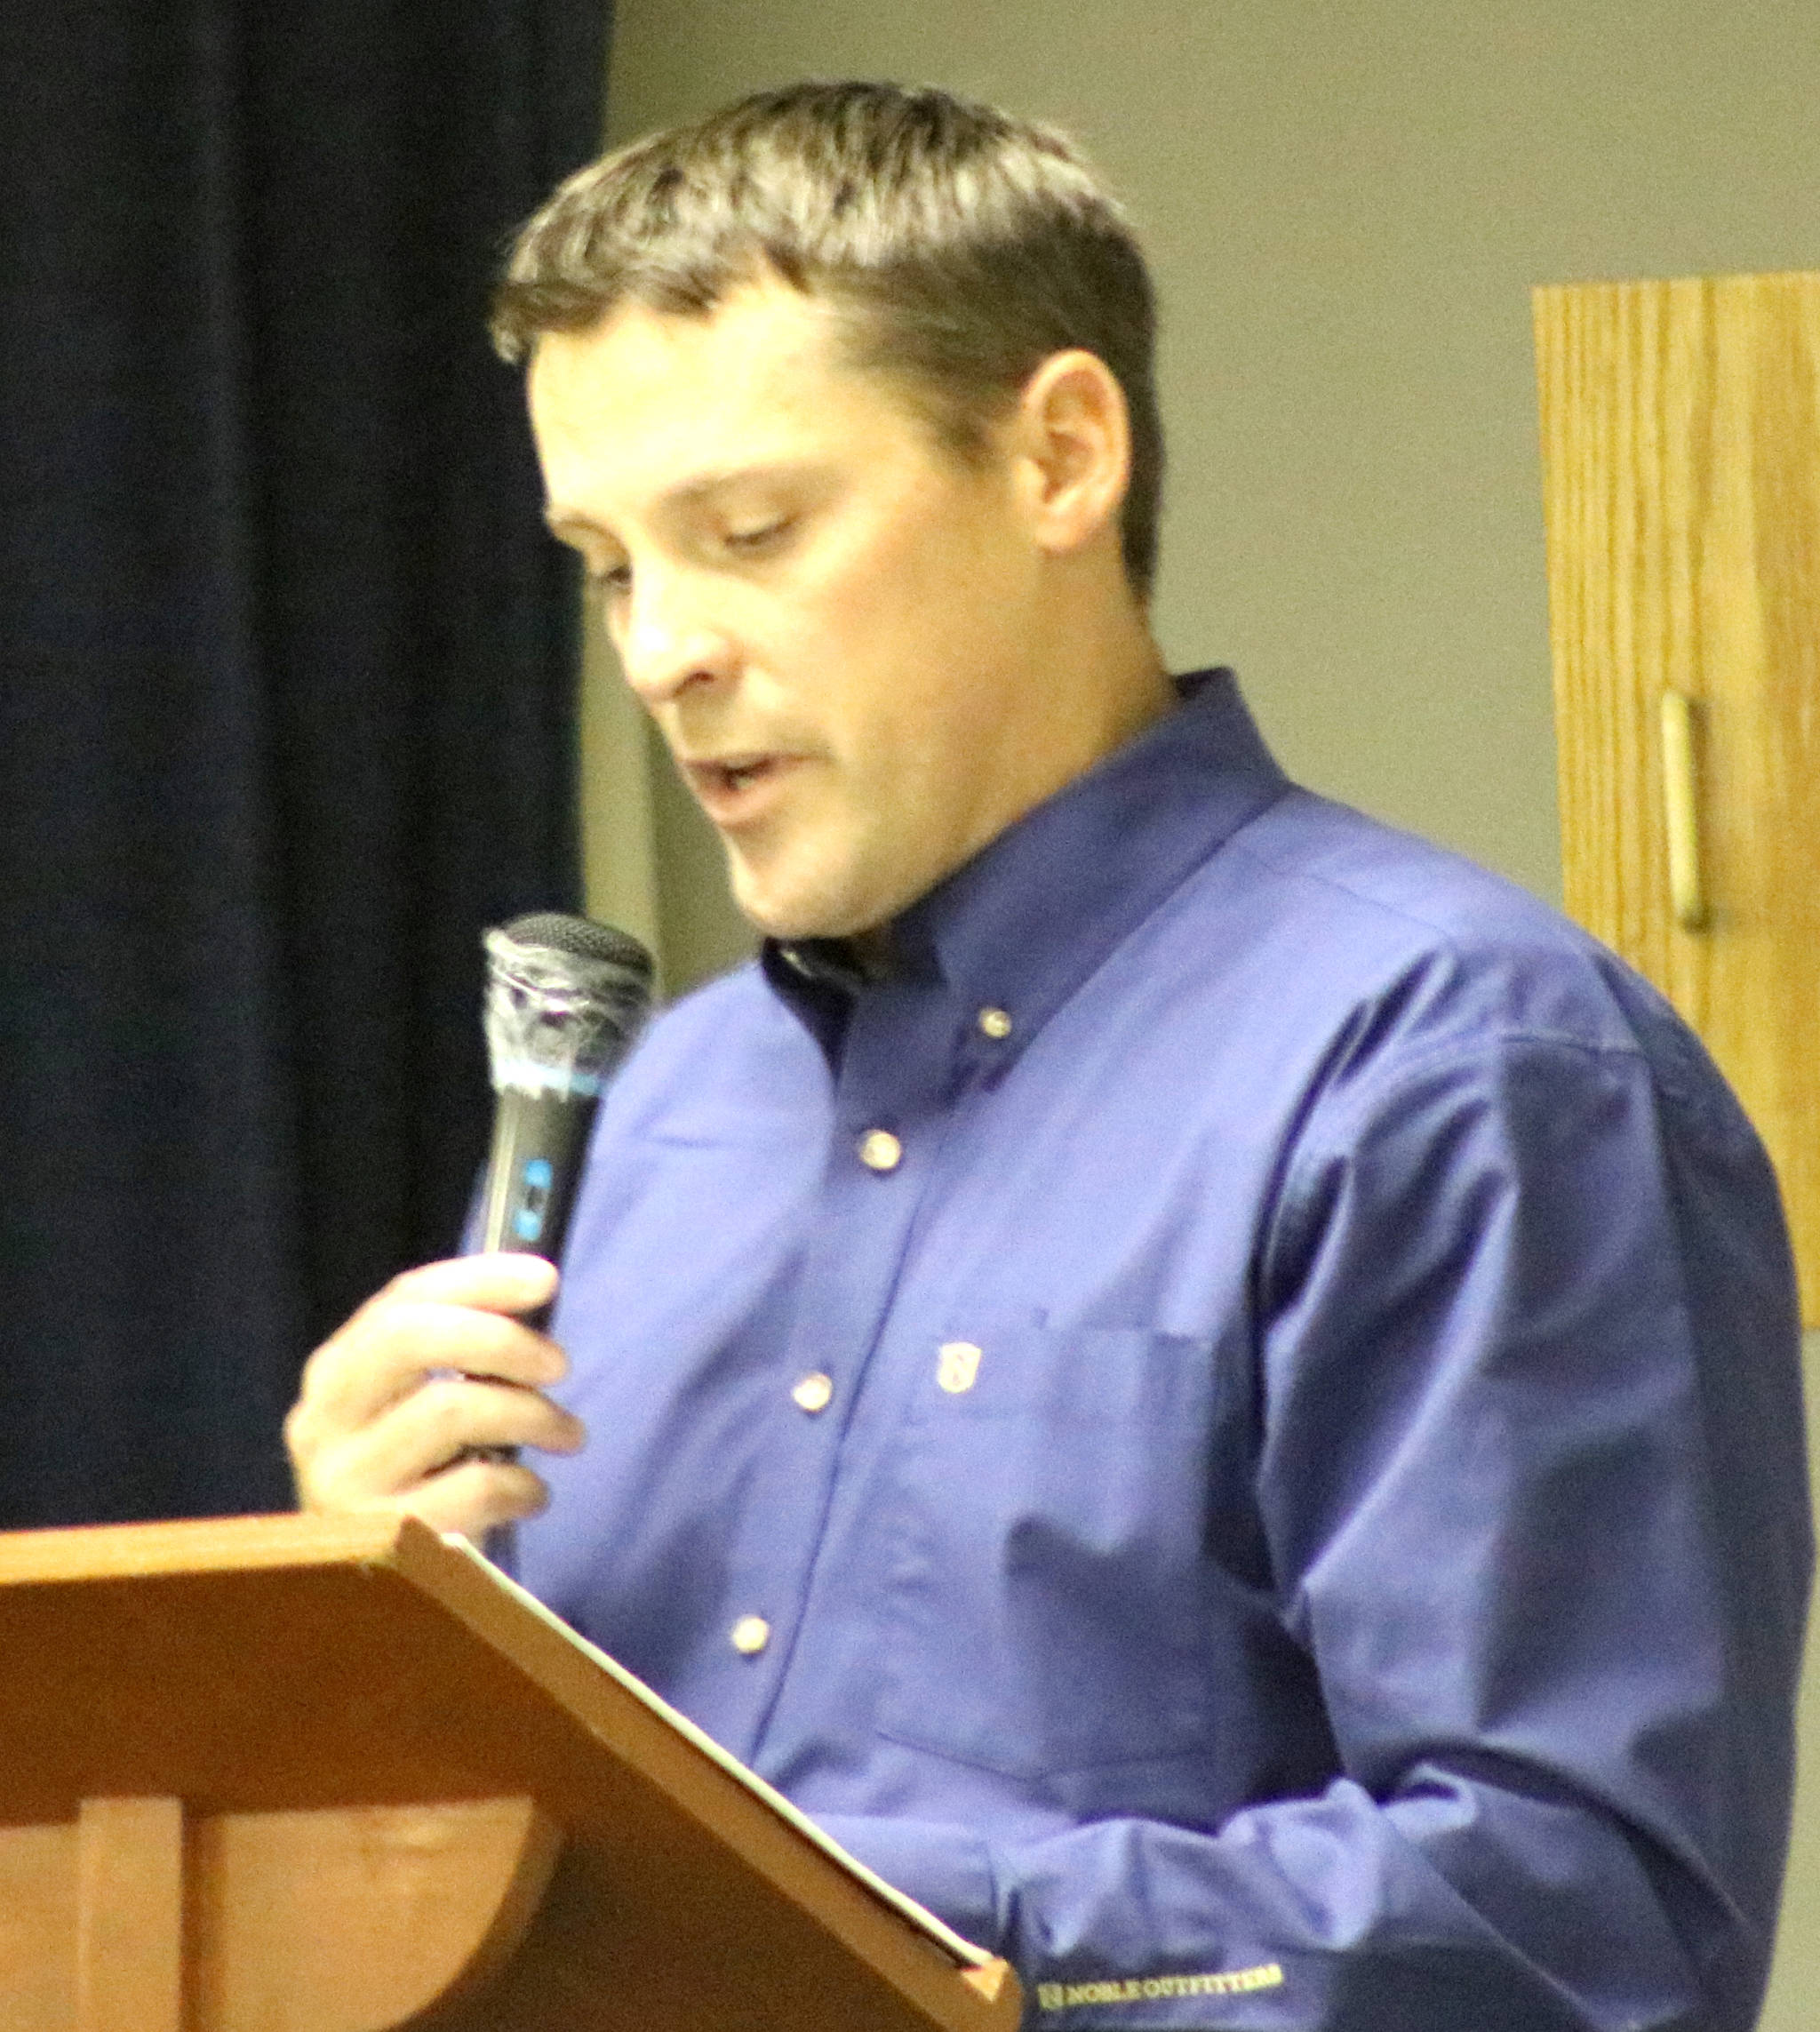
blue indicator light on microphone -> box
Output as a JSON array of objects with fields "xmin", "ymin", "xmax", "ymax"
[{"xmin": 513, "ymin": 1156, "xmax": 554, "ymax": 1243}]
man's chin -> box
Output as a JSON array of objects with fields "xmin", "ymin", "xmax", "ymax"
[
  {"xmin": 736, "ymin": 900, "xmax": 877, "ymax": 944},
  {"xmin": 726, "ymin": 856, "xmax": 884, "ymax": 945}
]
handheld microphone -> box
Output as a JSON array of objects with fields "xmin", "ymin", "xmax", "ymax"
[{"xmin": 479, "ymin": 912, "xmax": 653, "ymax": 1300}]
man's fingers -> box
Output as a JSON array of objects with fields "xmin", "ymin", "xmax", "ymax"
[
  {"xmin": 295, "ymin": 1267, "xmax": 565, "ymax": 1436},
  {"xmin": 397, "ymin": 1455, "xmax": 556, "ymax": 1538},
  {"xmin": 292, "ymin": 1370, "xmax": 583, "ymax": 1512},
  {"xmin": 303, "ymin": 1453, "xmax": 558, "ymax": 1541},
  {"xmin": 284, "ymin": 1254, "xmax": 579, "ymax": 1527},
  {"xmin": 345, "ymin": 1298, "xmax": 564, "ymax": 1397},
  {"xmin": 329, "ymin": 1252, "xmax": 563, "ymax": 1396},
  {"xmin": 334, "ymin": 1375, "xmax": 585, "ymax": 1500},
  {"xmin": 359, "ymin": 1252, "xmax": 559, "ymax": 1320}
]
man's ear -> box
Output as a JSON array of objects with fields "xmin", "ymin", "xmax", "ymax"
[{"xmin": 1008, "ymin": 349, "xmax": 1132, "ymax": 561}]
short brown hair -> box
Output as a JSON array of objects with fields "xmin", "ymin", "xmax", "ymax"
[{"xmin": 491, "ymin": 80, "xmax": 1164, "ymax": 597}]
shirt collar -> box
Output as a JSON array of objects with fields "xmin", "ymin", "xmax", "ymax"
[{"xmin": 763, "ymin": 668, "xmax": 1289, "ymax": 1065}]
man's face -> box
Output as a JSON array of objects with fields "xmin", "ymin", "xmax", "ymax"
[{"xmin": 528, "ymin": 279, "xmax": 1083, "ymax": 940}]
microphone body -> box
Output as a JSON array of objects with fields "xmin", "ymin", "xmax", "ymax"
[
  {"xmin": 480, "ymin": 1085, "xmax": 600, "ymax": 1265},
  {"xmin": 478, "ymin": 913, "xmax": 653, "ymax": 1309}
]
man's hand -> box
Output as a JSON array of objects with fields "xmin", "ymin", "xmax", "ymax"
[{"xmin": 285, "ymin": 1252, "xmax": 585, "ymax": 1540}]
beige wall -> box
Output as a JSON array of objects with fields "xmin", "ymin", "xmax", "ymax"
[{"xmin": 584, "ymin": 4, "xmax": 1820, "ymax": 2020}]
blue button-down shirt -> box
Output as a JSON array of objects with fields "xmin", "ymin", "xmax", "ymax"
[{"xmin": 519, "ymin": 670, "xmax": 1810, "ymax": 2030}]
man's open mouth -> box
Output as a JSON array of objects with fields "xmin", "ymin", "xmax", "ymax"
[{"xmin": 684, "ymin": 754, "xmax": 798, "ymax": 815}]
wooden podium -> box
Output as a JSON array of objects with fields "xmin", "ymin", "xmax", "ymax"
[{"xmin": 0, "ymin": 1512, "xmax": 1022, "ymax": 2032}]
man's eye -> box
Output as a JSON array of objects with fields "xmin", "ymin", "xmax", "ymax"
[
  {"xmin": 588, "ymin": 562, "xmax": 632, "ymax": 597},
  {"xmin": 724, "ymin": 519, "xmax": 790, "ymax": 554}
]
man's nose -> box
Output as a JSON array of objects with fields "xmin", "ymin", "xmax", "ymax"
[{"xmin": 616, "ymin": 571, "xmax": 736, "ymax": 705}]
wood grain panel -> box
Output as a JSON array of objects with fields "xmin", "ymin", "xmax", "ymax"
[
  {"xmin": 1537, "ymin": 271, "xmax": 1820, "ymax": 1321},
  {"xmin": 0, "ymin": 1797, "xmax": 554, "ymax": 2032},
  {"xmin": 188, "ymin": 1797, "xmax": 557, "ymax": 2032},
  {"xmin": 0, "ymin": 1821, "xmax": 76, "ymax": 2031},
  {"xmin": 76, "ymin": 1797, "xmax": 182, "ymax": 2032}
]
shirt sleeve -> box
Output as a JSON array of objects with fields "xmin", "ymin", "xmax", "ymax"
[{"xmin": 818, "ymin": 1028, "xmax": 1811, "ymax": 2031}]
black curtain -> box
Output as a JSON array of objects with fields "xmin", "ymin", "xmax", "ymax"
[{"xmin": 0, "ymin": 4, "xmax": 609, "ymax": 1527}]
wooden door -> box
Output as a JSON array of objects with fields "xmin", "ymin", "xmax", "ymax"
[{"xmin": 1536, "ymin": 270, "xmax": 1820, "ymax": 1324}]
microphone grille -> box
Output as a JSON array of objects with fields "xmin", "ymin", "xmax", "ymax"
[
  {"xmin": 483, "ymin": 912, "xmax": 654, "ymax": 1094},
  {"xmin": 499, "ymin": 911, "xmax": 653, "ymax": 980}
]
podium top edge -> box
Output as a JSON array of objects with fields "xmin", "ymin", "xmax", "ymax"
[{"xmin": 0, "ymin": 1510, "xmax": 427, "ymax": 1585}]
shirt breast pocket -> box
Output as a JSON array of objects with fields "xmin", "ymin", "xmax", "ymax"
[{"xmin": 874, "ymin": 1322, "xmax": 1236, "ymax": 1780}]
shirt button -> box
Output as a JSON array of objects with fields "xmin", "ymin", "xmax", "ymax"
[
  {"xmin": 978, "ymin": 1005, "xmax": 1012, "ymax": 1039},
  {"xmin": 792, "ymin": 1372, "xmax": 834, "ymax": 1414},
  {"xmin": 858, "ymin": 1129, "xmax": 903, "ymax": 1172},
  {"xmin": 730, "ymin": 1614, "xmax": 770, "ymax": 1655}
]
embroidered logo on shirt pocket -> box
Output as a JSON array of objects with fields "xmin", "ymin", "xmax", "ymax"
[
  {"xmin": 875, "ymin": 1323, "xmax": 1230, "ymax": 1780},
  {"xmin": 936, "ymin": 1340, "xmax": 983, "ymax": 1393}
]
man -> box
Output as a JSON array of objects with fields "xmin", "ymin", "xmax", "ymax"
[{"xmin": 286, "ymin": 82, "xmax": 1811, "ymax": 2030}]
